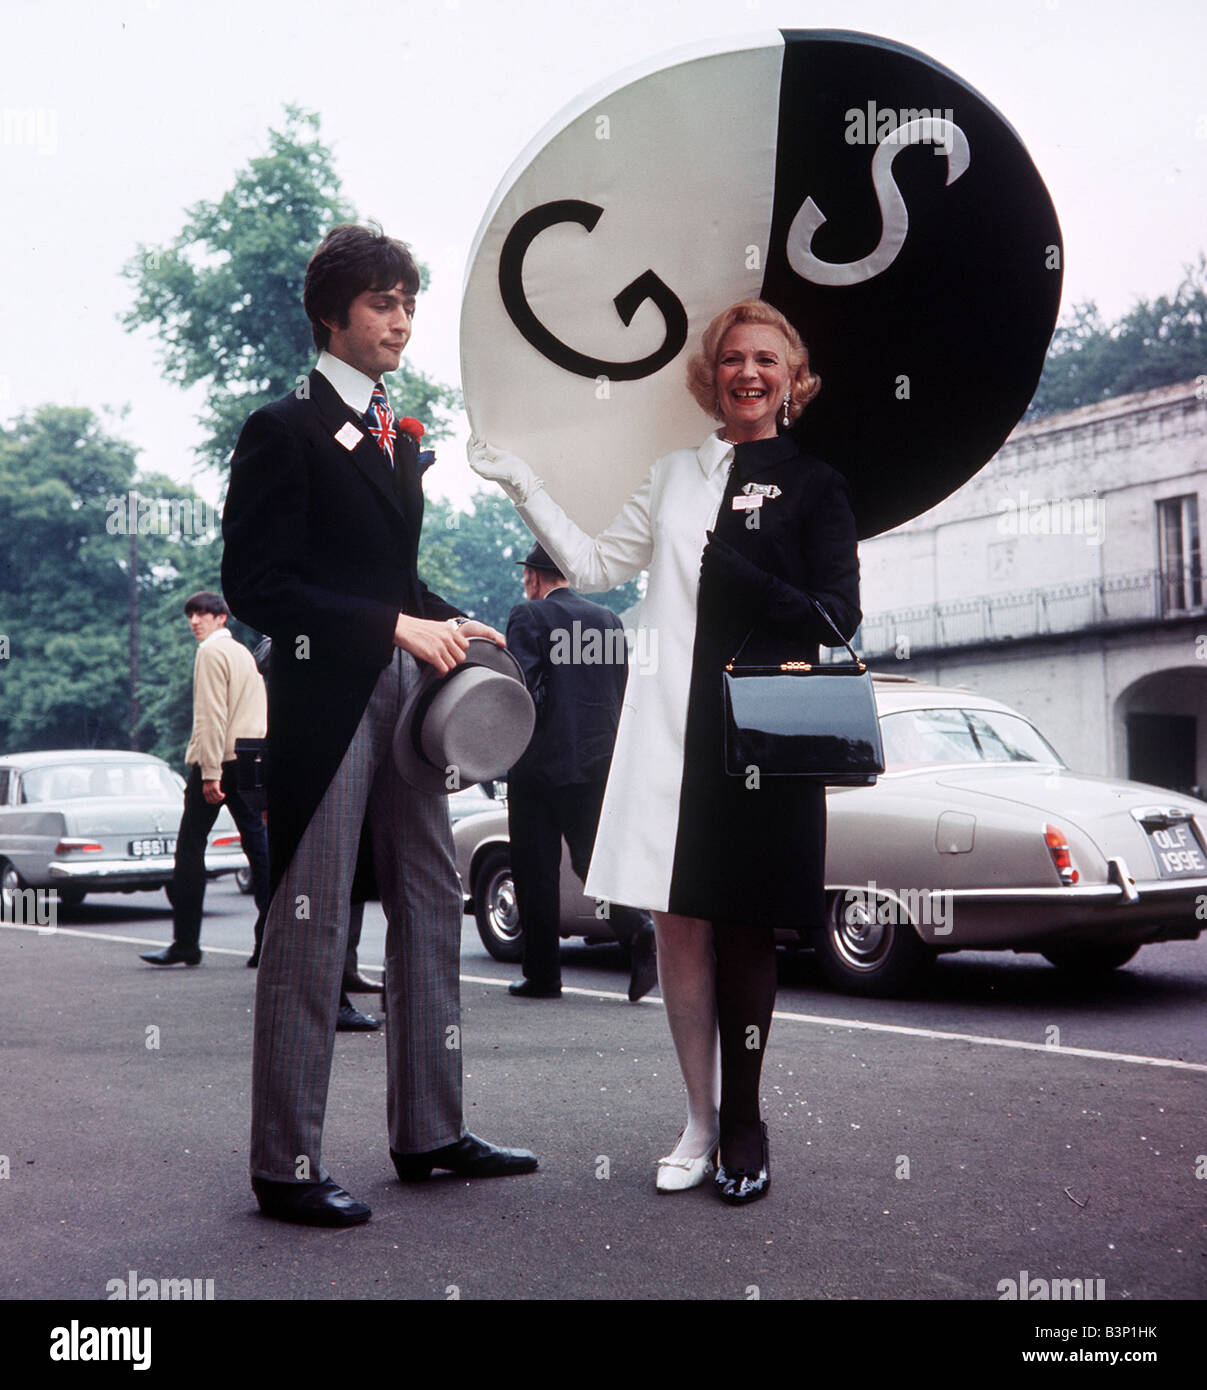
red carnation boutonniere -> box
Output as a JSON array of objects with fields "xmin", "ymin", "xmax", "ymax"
[{"xmin": 397, "ymin": 417, "xmax": 426, "ymax": 444}]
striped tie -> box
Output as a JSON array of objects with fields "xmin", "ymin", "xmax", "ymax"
[{"xmin": 366, "ymin": 384, "xmax": 395, "ymax": 467}]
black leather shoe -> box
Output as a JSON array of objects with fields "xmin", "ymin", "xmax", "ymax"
[
  {"xmin": 139, "ymin": 943, "xmax": 201, "ymax": 966},
  {"xmin": 336, "ymin": 1000, "xmax": 380, "ymax": 1031},
  {"xmin": 342, "ymin": 971, "xmax": 384, "ymax": 993},
  {"xmin": 252, "ymin": 1176, "xmax": 371, "ymax": 1227},
  {"xmin": 508, "ymin": 979, "xmax": 561, "ymax": 998},
  {"xmin": 715, "ymin": 1123, "xmax": 770, "ymax": 1205},
  {"xmin": 391, "ymin": 1132, "xmax": 538, "ymax": 1182},
  {"xmin": 627, "ymin": 922, "xmax": 658, "ymax": 1002}
]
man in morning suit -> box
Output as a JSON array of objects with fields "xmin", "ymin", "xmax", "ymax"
[
  {"xmin": 221, "ymin": 224, "xmax": 537, "ymax": 1228},
  {"xmin": 505, "ymin": 544, "xmax": 657, "ymax": 1002}
]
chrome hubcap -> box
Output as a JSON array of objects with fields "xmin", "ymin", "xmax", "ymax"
[
  {"xmin": 830, "ymin": 896, "xmax": 892, "ymax": 970},
  {"xmin": 489, "ymin": 875, "xmax": 521, "ymax": 941},
  {"xmin": 1, "ymin": 865, "xmax": 20, "ymax": 918}
]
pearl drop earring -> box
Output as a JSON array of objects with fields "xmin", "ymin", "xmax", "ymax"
[{"xmin": 782, "ymin": 394, "xmax": 791, "ymax": 428}]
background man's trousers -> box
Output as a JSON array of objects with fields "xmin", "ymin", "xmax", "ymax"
[
  {"xmin": 173, "ymin": 762, "xmax": 270, "ymax": 950},
  {"xmin": 508, "ymin": 776, "xmax": 652, "ymax": 990},
  {"xmin": 250, "ymin": 648, "xmax": 464, "ymax": 1184}
]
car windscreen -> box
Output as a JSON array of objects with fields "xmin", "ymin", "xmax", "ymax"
[
  {"xmin": 879, "ymin": 708, "xmax": 1065, "ymax": 771},
  {"xmin": 19, "ymin": 762, "xmax": 181, "ymax": 803}
]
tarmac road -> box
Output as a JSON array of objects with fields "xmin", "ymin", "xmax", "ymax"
[
  {"xmin": 112, "ymin": 876, "xmax": 1207, "ymax": 1064},
  {"xmin": 1, "ymin": 881, "xmax": 1204, "ymax": 1330}
]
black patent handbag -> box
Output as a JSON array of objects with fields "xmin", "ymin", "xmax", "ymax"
[{"xmin": 721, "ymin": 597, "xmax": 884, "ymax": 785}]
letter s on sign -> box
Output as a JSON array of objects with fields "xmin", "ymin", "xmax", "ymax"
[{"xmin": 787, "ymin": 119, "xmax": 971, "ymax": 287}]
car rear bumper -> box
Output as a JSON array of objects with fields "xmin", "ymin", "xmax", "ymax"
[
  {"xmin": 46, "ymin": 850, "xmax": 247, "ymax": 888},
  {"xmin": 924, "ymin": 859, "xmax": 1207, "ymax": 949}
]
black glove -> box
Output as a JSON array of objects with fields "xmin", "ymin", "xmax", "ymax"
[{"xmin": 700, "ymin": 531, "xmax": 772, "ymax": 609}]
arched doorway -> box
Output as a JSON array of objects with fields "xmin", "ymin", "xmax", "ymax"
[{"xmin": 1116, "ymin": 667, "xmax": 1207, "ymax": 797}]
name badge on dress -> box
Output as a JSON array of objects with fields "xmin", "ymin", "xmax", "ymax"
[
  {"xmin": 334, "ymin": 421, "xmax": 364, "ymax": 451},
  {"xmin": 732, "ymin": 494, "xmax": 763, "ymax": 510}
]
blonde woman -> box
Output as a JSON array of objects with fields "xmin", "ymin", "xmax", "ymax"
[{"xmin": 470, "ymin": 299, "xmax": 861, "ymax": 1203}]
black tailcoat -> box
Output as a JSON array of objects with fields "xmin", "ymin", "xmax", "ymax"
[{"xmin": 221, "ymin": 370, "xmax": 460, "ymax": 899}]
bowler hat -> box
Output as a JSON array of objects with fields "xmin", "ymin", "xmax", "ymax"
[
  {"xmin": 392, "ymin": 637, "xmax": 535, "ymax": 793},
  {"xmin": 516, "ymin": 542, "xmax": 564, "ymax": 576}
]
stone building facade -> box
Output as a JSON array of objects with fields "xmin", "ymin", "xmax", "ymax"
[{"xmin": 854, "ymin": 379, "xmax": 1206, "ymax": 795}]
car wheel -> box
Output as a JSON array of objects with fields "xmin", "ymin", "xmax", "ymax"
[
  {"xmin": 0, "ymin": 860, "xmax": 24, "ymax": 920},
  {"xmin": 1041, "ymin": 943, "xmax": 1140, "ymax": 974},
  {"xmin": 814, "ymin": 890, "xmax": 934, "ymax": 996},
  {"xmin": 235, "ymin": 866, "xmax": 253, "ymax": 895},
  {"xmin": 0, "ymin": 862, "xmax": 79, "ymax": 918},
  {"xmin": 473, "ymin": 848, "xmax": 524, "ymax": 963}
]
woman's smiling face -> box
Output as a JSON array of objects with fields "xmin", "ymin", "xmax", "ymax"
[{"xmin": 714, "ymin": 323, "xmax": 792, "ymax": 442}]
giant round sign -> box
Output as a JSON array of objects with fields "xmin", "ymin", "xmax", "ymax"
[{"xmin": 461, "ymin": 29, "xmax": 1062, "ymax": 538}]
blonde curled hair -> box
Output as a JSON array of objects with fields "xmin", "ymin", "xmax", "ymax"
[{"xmin": 685, "ymin": 298, "xmax": 820, "ymax": 426}]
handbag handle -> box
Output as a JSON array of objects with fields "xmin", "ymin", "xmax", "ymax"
[{"xmin": 727, "ymin": 594, "xmax": 863, "ymax": 669}]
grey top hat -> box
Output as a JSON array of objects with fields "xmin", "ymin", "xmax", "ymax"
[{"xmin": 392, "ymin": 637, "xmax": 536, "ymax": 793}]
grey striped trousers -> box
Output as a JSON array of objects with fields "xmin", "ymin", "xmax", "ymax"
[{"xmin": 250, "ymin": 648, "xmax": 464, "ymax": 1182}]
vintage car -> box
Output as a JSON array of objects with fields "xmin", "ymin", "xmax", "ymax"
[
  {"xmin": 232, "ymin": 781, "xmax": 498, "ymax": 895},
  {"xmin": 0, "ymin": 750, "xmax": 248, "ymax": 914},
  {"xmin": 451, "ymin": 676, "xmax": 1207, "ymax": 995}
]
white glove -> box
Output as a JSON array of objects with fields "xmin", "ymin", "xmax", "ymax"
[{"xmin": 466, "ymin": 436, "xmax": 543, "ymax": 505}]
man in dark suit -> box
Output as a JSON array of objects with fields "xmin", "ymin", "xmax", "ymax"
[
  {"xmin": 505, "ymin": 544, "xmax": 656, "ymax": 1002},
  {"xmin": 222, "ymin": 224, "xmax": 537, "ymax": 1228}
]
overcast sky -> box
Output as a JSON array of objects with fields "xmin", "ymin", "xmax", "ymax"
[{"xmin": 2, "ymin": 0, "xmax": 1203, "ymax": 509}]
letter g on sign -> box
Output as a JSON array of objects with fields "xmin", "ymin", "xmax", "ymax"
[{"xmin": 498, "ymin": 200, "xmax": 688, "ymax": 381}]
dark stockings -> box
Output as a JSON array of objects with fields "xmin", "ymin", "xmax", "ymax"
[{"xmin": 713, "ymin": 922, "xmax": 777, "ymax": 1171}]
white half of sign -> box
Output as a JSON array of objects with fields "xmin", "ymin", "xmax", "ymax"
[{"xmin": 461, "ymin": 32, "xmax": 785, "ymax": 537}]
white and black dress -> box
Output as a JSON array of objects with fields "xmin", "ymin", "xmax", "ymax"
[{"xmin": 518, "ymin": 430, "xmax": 861, "ymax": 928}]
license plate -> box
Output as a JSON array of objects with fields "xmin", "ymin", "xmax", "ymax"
[
  {"xmin": 1146, "ymin": 821, "xmax": 1207, "ymax": 878},
  {"xmin": 129, "ymin": 837, "xmax": 176, "ymax": 858}
]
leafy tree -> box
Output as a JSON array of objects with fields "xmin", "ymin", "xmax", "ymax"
[
  {"xmin": 126, "ymin": 483, "xmax": 227, "ymax": 765},
  {"xmin": 419, "ymin": 490, "xmax": 642, "ymax": 632},
  {"xmin": 0, "ymin": 406, "xmax": 136, "ymax": 749},
  {"xmin": 0, "ymin": 407, "xmax": 230, "ymax": 762},
  {"xmin": 1027, "ymin": 255, "xmax": 1207, "ymax": 418},
  {"xmin": 122, "ymin": 106, "xmax": 459, "ymax": 472},
  {"xmin": 416, "ymin": 493, "xmax": 467, "ymax": 606}
]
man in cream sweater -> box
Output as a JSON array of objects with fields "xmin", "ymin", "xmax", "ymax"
[{"xmin": 141, "ymin": 591, "xmax": 270, "ymax": 966}]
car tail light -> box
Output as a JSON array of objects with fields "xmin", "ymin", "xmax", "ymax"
[
  {"xmin": 55, "ymin": 838, "xmax": 103, "ymax": 853},
  {"xmin": 211, "ymin": 834, "xmax": 242, "ymax": 848},
  {"xmin": 1044, "ymin": 823, "xmax": 1079, "ymax": 885}
]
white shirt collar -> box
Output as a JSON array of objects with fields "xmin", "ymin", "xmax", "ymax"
[
  {"xmin": 696, "ymin": 430, "xmax": 734, "ymax": 479},
  {"xmin": 316, "ymin": 350, "xmax": 381, "ymax": 416},
  {"xmin": 201, "ymin": 627, "xmax": 232, "ymax": 647}
]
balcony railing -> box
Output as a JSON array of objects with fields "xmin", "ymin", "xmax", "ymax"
[{"xmin": 851, "ymin": 567, "xmax": 1206, "ymax": 659}]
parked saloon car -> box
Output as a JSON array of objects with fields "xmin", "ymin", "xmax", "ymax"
[
  {"xmin": 0, "ymin": 750, "xmax": 248, "ymax": 914},
  {"xmin": 451, "ymin": 677, "xmax": 1207, "ymax": 996}
]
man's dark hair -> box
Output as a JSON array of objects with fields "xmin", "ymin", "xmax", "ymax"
[
  {"xmin": 303, "ymin": 223, "xmax": 421, "ymax": 351},
  {"xmin": 183, "ymin": 591, "xmax": 230, "ymax": 618}
]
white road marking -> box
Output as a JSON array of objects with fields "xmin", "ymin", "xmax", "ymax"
[
  {"xmin": 768, "ymin": 1006, "xmax": 1207, "ymax": 1073},
  {"xmin": 7, "ymin": 924, "xmax": 1206, "ymax": 1074},
  {"xmin": 1, "ymin": 922, "xmax": 224, "ymax": 950},
  {"xmin": 464, "ymin": 975, "xmax": 1207, "ymax": 1073}
]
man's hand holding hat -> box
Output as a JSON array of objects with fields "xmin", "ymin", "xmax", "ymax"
[{"xmin": 393, "ymin": 613, "xmax": 505, "ymax": 675}]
